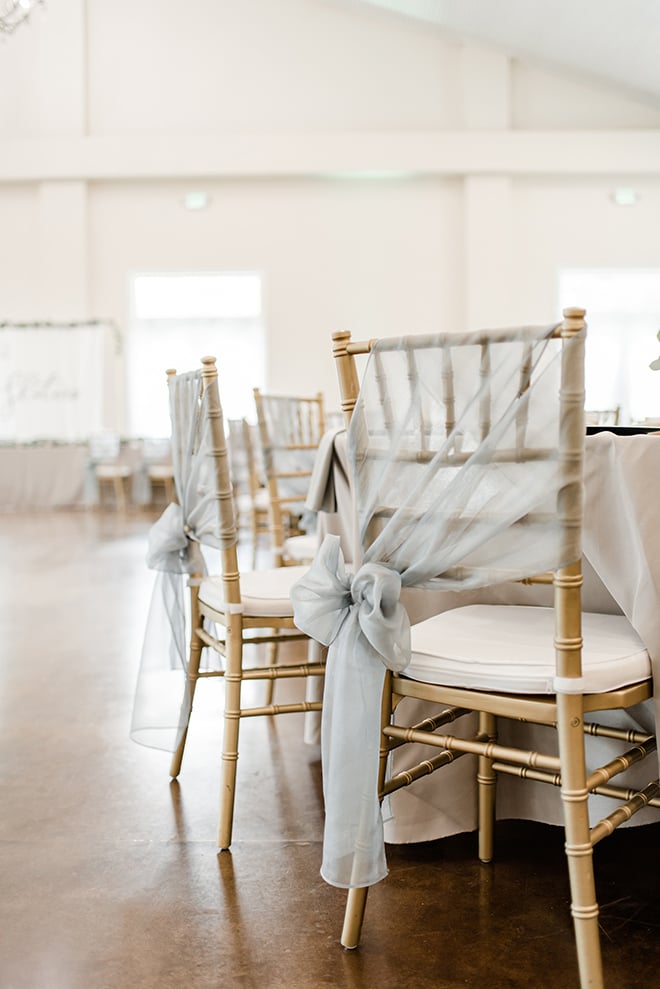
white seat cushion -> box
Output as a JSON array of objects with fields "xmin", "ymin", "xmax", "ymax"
[
  {"xmin": 408, "ymin": 605, "xmax": 651, "ymax": 695},
  {"xmin": 199, "ymin": 565, "xmax": 309, "ymax": 618},
  {"xmin": 284, "ymin": 533, "xmax": 318, "ymax": 562},
  {"xmin": 235, "ymin": 493, "xmax": 253, "ymax": 514},
  {"xmin": 147, "ymin": 464, "xmax": 173, "ymax": 480},
  {"xmin": 253, "ymin": 488, "xmax": 270, "ymax": 510},
  {"xmin": 95, "ymin": 464, "xmax": 132, "ymax": 479},
  {"xmin": 236, "ymin": 490, "xmax": 269, "ymax": 514}
]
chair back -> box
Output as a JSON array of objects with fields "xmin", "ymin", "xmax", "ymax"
[
  {"xmin": 226, "ymin": 418, "xmax": 251, "ymax": 496},
  {"xmin": 89, "ymin": 430, "xmax": 121, "ymax": 463},
  {"xmin": 253, "ymin": 388, "xmax": 326, "ymax": 557},
  {"xmin": 142, "ymin": 436, "xmax": 172, "ymax": 464},
  {"xmin": 166, "ymin": 359, "xmax": 238, "ymax": 561},
  {"xmin": 227, "ymin": 417, "xmax": 264, "ymax": 501},
  {"xmin": 584, "ymin": 407, "xmax": 620, "ymax": 426},
  {"xmin": 333, "ymin": 310, "xmax": 586, "ymax": 589}
]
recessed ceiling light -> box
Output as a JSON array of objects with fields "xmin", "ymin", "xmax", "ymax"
[
  {"xmin": 611, "ymin": 188, "xmax": 638, "ymax": 207},
  {"xmin": 183, "ymin": 192, "xmax": 210, "ymax": 211}
]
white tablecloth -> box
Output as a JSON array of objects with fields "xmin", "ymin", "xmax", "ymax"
[
  {"xmin": 0, "ymin": 443, "xmax": 153, "ymax": 511},
  {"xmin": 308, "ymin": 429, "xmax": 660, "ymax": 842},
  {"xmin": 0, "ymin": 445, "xmax": 89, "ymax": 510}
]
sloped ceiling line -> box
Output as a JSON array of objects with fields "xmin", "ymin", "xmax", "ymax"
[{"xmin": 351, "ymin": 0, "xmax": 660, "ymax": 106}]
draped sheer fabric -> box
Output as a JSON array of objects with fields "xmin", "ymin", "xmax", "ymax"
[
  {"xmin": 131, "ymin": 370, "xmax": 234, "ymax": 751},
  {"xmin": 226, "ymin": 418, "xmax": 251, "ymax": 497},
  {"xmin": 292, "ymin": 324, "xmax": 585, "ymax": 889}
]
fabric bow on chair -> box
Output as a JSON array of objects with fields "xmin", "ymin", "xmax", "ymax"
[{"xmin": 293, "ymin": 533, "xmax": 409, "ymax": 886}]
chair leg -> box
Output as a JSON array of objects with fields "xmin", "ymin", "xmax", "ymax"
[
  {"xmin": 557, "ymin": 692, "xmax": 603, "ymax": 989},
  {"xmin": 341, "ymin": 887, "xmax": 369, "ymax": 949},
  {"xmin": 97, "ymin": 477, "xmax": 108, "ymax": 510},
  {"xmin": 169, "ymin": 593, "xmax": 204, "ymax": 779},
  {"xmin": 477, "ymin": 711, "xmax": 497, "ymax": 864},
  {"xmin": 218, "ymin": 618, "xmax": 243, "ymax": 851},
  {"xmin": 113, "ymin": 475, "xmax": 127, "ymax": 512}
]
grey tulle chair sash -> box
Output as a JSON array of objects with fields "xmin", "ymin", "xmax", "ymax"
[{"xmin": 131, "ymin": 370, "xmax": 231, "ymax": 752}]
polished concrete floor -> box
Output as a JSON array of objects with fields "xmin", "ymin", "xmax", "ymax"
[{"xmin": 1, "ymin": 510, "xmax": 659, "ymax": 989}]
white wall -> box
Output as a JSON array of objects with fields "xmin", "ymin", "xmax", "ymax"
[
  {"xmin": 86, "ymin": 0, "xmax": 462, "ymax": 136},
  {"xmin": 1, "ymin": 0, "xmax": 660, "ymax": 428},
  {"xmin": 88, "ymin": 175, "xmax": 463, "ymax": 409},
  {"xmin": 512, "ymin": 61, "xmax": 660, "ymax": 130},
  {"xmin": 512, "ymin": 176, "xmax": 660, "ymax": 324},
  {"xmin": 0, "ymin": 185, "xmax": 40, "ymax": 314}
]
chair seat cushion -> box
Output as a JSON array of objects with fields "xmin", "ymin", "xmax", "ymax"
[
  {"xmin": 408, "ymin": 605, "xmax": 651, "ymax": 694},
  {"xmin": 95, "ymin": 464, "xmax": 132, "ymax": 478},
  {"xmin": 253, "ymin": 488, "xmax": 270, "ymax": 510},
  {"xmin": 236, "ymin": 490, "xmax": 269, "ymax": 514},
  {"xmin": 147, "ymin": 464, "xmax": 173, "ymax": 480},
  {"xmin": 199, "ymin": 565, "xmax": 309, "ymax": 618},
  {"xmin": 284, "ymin": 533, "xmax": 318, "ymax": 562},
  {"xmin": 236, "ymin": 493, "xmax": 253, "ymax": 513}
]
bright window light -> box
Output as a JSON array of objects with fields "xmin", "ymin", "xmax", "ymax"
[
  {"xmin": 559, "ymin": 268, "xmax": 660, "ymax": 424},
  {"xmin": 133, "ymin": 272, "xmax": 262, "ymax": 320},
  {"xmin": 127, "ymin": 272, "xmax": 266, "ymax": 437}
]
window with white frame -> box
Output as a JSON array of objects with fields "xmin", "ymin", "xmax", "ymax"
[
  {"xmin": 127, "ymin": 272, "xmax": 266, "ymax": 437},
  {"xmin": 558, "ymin": 268, "xmax": 660, "ymax": 424}
]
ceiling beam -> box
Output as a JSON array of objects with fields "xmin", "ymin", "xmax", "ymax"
[{"xmin": 1, "ymin": 130, "xmax": 659, "ymax": 182}]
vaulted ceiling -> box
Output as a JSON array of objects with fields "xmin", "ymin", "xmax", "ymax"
[{"xmin": 348, "ymin": 0, "xmax": 660, "ymax": 107}]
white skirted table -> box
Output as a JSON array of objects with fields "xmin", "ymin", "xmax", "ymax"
[
  {"xmin": 0, "ymin": 442, "xmax": 163, "ymax": 512},
  {"xmin": 0, "ymin": 444, "xmax": 89, "ymax": 510},
  {"xmin": 307, "ymin": 428, "xmax": 660, "ymax": 842}
]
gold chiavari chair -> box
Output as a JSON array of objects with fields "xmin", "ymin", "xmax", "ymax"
[
  {"xmin": 141, "ymin": 436, "xmax": 175, "ymax": 509},
  {"xmin": 89, "ymin": 431, "xmax": 134, "ymax": 512},
  {"xmin": 292, "ymin": 310, "xmax": 658, "ymax": 989},
  {"xmin": 143, "ymin": 359, "xmax": 325, "ymax": 850},
  {"xmin": 253, "ymin": 387, "xmax": 325, "ymax": 567}
]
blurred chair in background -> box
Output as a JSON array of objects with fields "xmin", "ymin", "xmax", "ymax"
[
  {"xmin": 253, "ymin": 388, "xmax": 325, "ymax": 567},
  {"xmin": 584, "ymin": 406, "xmax": 620, "ymax": 426},
  {"xmin": 227, "ymin": 417, "xmax": 270, "ymax": 566},
  {"xmin": 141, "ymin": 437, "xmax": 175, "ymax": 509},
  {"xmin": 88, "ymin": 431, "xmax": 133, "ymax": 512}
]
